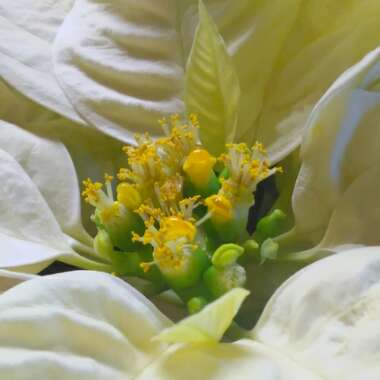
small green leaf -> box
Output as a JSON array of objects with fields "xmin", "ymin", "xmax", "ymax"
[
  {"xmin": 154, "ymin": 287, "xmax": 249, "ymax": 344},
  {"xmin": 185, "ymin": 0, "xmax": 240, "ymax": 155}
]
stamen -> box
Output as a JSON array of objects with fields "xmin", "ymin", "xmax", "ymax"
[
  {"xmin": 104, "ymin": 173, "xmax": 114, "ymax": 201},
  {"xmin": 82, "ymin": 178, "xmax": 103, "ymax": 205}
]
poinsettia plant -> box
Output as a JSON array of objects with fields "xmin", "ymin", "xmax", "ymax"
[
  {"xmin": 79, "ymin": 111, "xmax": 285, "ymax": 316},
  {"xmin": 1, "ymin": 0, "xmax": 380, "ymax": 378}
]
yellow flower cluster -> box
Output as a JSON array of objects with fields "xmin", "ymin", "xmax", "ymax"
[
  {"xmin": 82, "ymin": 114, "xmax": 281, "ymax": 274},
  {"xmin": 219, "ymin": 142, "xmax": 282, "ymax": 202}
]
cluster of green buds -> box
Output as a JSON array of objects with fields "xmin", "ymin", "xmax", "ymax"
[{"xmin": 82, "ymin": 114, "xmax": 285, "ymax": 314}]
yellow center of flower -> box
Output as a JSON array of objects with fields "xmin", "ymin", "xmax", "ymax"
[
  {"xmin": 218, "ymin": 142, "xmax": 282, "ymax": 201},
  {"xmin": 124, "ymin": 138, "xmax": 158, "ymax": 166},
  {"xmin": 117, "ymin": 182, "xmax": 142, "ymax": 210},
  {"xmin": 204, "ymin": 194, "xmax": 233, "ymax": 224},
  {"xmin": 183, "ymin": 149, "xmax": 216, "ymax": 187},
  {"xmin": 154, "ymin": 245, "xmax": 186, "ymax": 271},
  {"xmin": 134, "ymin": 208, "xmax": 197, "ymax": 273},
  {"xmin": 161, "ymin": 216, "xmax": 197, "ymax": 242}
]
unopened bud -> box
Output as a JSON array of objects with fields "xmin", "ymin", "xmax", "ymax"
[
  {"xmin": 94, "ymin": 230, "xmax": 114, "ymax": 260},
  {"xmin": 212, "ymin": 243, "xmax": 244, "ymax": 268},
  {"xmin": 183, "ymin": 149, "xmax": 216, "ymax": 188},
  {"xmin": 260, "ymin": 238, "xmax": 279, "ymax": 263},
  {"xmin": 187, "ymin": 297, "xmax": 208, "ymax": 314}
]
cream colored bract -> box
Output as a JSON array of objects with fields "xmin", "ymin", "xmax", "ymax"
[
  {"xmin": 0, "ymin": 246, "xmax": 378, "ymax": 379},
  {"xmin": 0, "ymin": 0, "xmax": 380, "ymax": 276},
  {"xmin": 2, "ymin": 1, "xmax": 380, "ymax": 158},
  {"xmin": 0, "ymin": 4, "xmax": 380, "ymax": 376}
]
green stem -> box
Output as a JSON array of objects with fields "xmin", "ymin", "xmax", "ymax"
[
  {"xmin": 278, "ymin": 246, "xmax": 331, "ymax": 264},
  {"xmin": 155, "ymin": 290, "xmax": 184, "ymax": 307},
  {"xmin": 68, "ymin": 230, "xmax": 94, "ymax": 248},
  {"xmin": 71, "ymin": 239, "xmax": 111, "ymax": 264},
  {"xmin": 224, "ymin": 321, "xmax": 250, "ymax": 341},
  {"xmin": 59, "ymin": 253, "xmax": 113, "ymax": 272}
]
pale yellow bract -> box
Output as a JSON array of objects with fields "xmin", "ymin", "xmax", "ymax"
[
  {"xmin": 0, "ymin": 247, "xmax": 378, "ymax": 379},
  {"xmin": 1, "ymin": 0, "xmax": 380, "ymax": 378}
]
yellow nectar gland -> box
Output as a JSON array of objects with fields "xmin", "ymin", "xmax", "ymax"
[
  {"xmin": 205, "ymin": 194, "xmax": 233, "ymax": 224},
  {"xmin": 117, "ymin": 182, "xmax": 142, "ymax": 210},
  {"xmin": 183, "ymin": 149, "xmax": 216, "ymax": 187}
]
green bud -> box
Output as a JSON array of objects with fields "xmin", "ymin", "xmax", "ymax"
[
  {"xmin": 107, "ymin": 247, "xmax": 166, "ymax": 293},
  {"xmin": 139, "ymin": 249, "xmax": 167, "ymax": 288},
  {"xmin": 187, "ymin": 297, "xmax": 208, "ymax": 314},
  {"xmin": 163, "ymin": 248, "xmax": 210, "ymax": 290},
  {"xmin": 255, "ymin": 209, "xmax": 287, "ymax": 243},
  {"xmin": 205, "ymin": 218, "xmax": 239, "ymax": 244},
  {"xmin": 212, "ymin": 244, "xmax": 244, "ymax": 268},
  {"xmin": 182, "ymin": 149, "xmax": 220, "ymax": 198},
  {"xmin": 94, "ymin": 230, "xmax": 114, "ymax": 260},
  {"xmin": 110, "ymin": 250, "xmax": 142, "ymax": 276},
  {"xmin": 240, "ymin": 239, "xmax": 260, "ymax": 264},
  {"xmin": 97, "ymin": 202, "xmax": 145, "ymax": 251},
  {"xmin": 203, "ymin": 264, "xmax": 246, "ymax": 299},
  {"xmin": 260, "ymin": 238, "xmax": 279, "ymax": 263},
  {"xmin": 243, "ymin": 239, "xmax": 259, "ymax": 256}
]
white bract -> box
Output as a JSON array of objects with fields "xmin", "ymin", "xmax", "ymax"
[
  {"xmin": 0, "ymin": 0, "xmax": 379, "ymax": 319},
  {"xmin": 278, "ymin": 47, "xmax": 380, "ymax": 256},
  {"xmin": 0, "ymin": 0, "xmax": 82, "ymax": 123},
  {"xmin": 0, "ymin": 84, "xmax": 125, "ymax": 272},
  {"xmin": 0, "ymin": 1, "xmax": 380, "ymax": 366},
  {"xmin": 0, "ymin": 270, "xmax": 35, "ymax": 293},
  {"xmin": 233, "ymin": 46, "xmax": 380, "ymax": 325},
  {"xmin": 1, "ymin": 0, "xmax": 380, "ymax": 158},
  {"xmin": 0, "ymin": 246, "xmax": 378, "ymax": 379}
]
